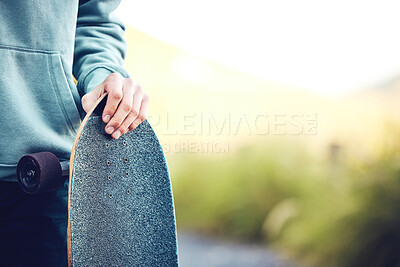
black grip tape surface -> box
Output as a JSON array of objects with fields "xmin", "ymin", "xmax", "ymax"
[{"xmin": 70, "ymin": 117, "xmax": 178, "ymax": 266}]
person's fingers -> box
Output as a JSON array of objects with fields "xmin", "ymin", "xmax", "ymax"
[
  {"xmin": 83, "ymin": 73, "xmax": 149, "ymax": 139},
  {"xmin": 130, "ymin": 84, "xmax": 144, "ymax": 119},
  {"xmin": 113, "ymin": 84, "xmax": 144, "ymax": 137},
  {"xmin": 102, "ymin": 73, "xmax": 123, "ymax": 124},
  {"xmin": 114, "ymin": 109, "xmax": 138, "ymax": 138},
  {"xmin": 106, "ymin": 79, "xmax": 135, "ymax": 137},
  {"xmin": 128, "ymin": 93, "xmax": 149, "ymax": 132}
]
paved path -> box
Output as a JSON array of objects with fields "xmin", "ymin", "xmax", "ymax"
[{"xmin": 177, "ymin": 232, "xmax": 296, "ymax": 267}]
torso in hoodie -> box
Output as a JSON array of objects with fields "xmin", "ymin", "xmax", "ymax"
[{"xmin": 0, "ymin": 1, "xmax": 83, "ymax": 181}]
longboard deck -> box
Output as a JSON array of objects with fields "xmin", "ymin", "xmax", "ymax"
[{"xmin": 67, "ymin": 94, "xmax": 178, "ymax": 266}]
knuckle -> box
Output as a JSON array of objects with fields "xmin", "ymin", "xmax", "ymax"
[
  {"xmin": 122, "ymin": 103, "xmax": 132, "ymax": 112},
  {"xmin": 104, "ymin": 106, "xmax": 115, "ymax": 114},
  {"xmin": 130, "ymin": 109, "xmax": 138, "ymax": 117},
  {"xmin": 103, "ymin": 81, "xmax": 110, "ymax": 89},
  {"xmin": 111, "ymin": 119, "xmax": 122, "ymax": 127},
  {"xmin": 111, "ymin": 91, "xmax": 123, "ymax": 100},
  {"xmin": 143, "ymin": 92, "xmax": 150, "ymax": 100},
  {"xmin": 108, "ymin": 72, "xmax": 122, "ymax": 80},
  {"xmin": 135, "ymin": 84, "xmax": 143, "ymax": 92},
  {"xmin": 109, "ymin": 117, "xmax": 122, "ymax": 126},
  {"xmin": 125, "ymin": 78, "xmax": 135, "ymax": 87},
  {"xmin": 103, "ymin": 81, "xmax": 114, "ymax": 91},
  {"xmin": 118, "ymin": 126, "xmax": 128, "ymax": 134}
]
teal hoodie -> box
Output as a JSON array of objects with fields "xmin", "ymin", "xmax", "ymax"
[{"xmin": 0, "ymin": 0, "xmax": 130, "ymax": 181}]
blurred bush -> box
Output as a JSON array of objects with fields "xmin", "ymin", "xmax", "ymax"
[{"xmin": 171, "ymin": 128, "xmax": 400, "ymax": 267}]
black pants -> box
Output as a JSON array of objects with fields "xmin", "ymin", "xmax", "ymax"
[{"xmin": 0, "ymin": 179, "xmax": 68, "ymax": 267}]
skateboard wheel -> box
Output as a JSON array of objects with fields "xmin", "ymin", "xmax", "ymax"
[{"xmin": 17, "ymin": 152, "xmax": 63, "ymax": 194}]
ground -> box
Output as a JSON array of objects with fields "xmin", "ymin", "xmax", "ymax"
[{"xmin": 178, "ymin": 232, "xmax": 295, "ymax": 267}]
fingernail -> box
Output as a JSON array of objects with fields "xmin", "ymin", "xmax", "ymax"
[
  {"xmin": 112, "ymin": 131, "xmax": 121, "ymax": 139},
  {"xmin": 103, "ymin": 115, "xmax": 110, "ymax": 123},
  {"xmin": 106, "ymin": 127, "xmax": 114, "ymax": 134}
]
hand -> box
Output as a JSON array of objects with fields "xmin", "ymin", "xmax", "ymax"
[{"xmin": 81, "ymin": 73, "xmax": 149, "ymax": 139}]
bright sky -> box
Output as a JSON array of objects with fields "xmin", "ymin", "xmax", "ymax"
[{"xmin": 116, "ymin": 0, "xmax": 400, "ymax": 97}]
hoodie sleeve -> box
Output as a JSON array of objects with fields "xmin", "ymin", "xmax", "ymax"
[{"xmin": 73, "ymin": 0, "xmax": 130, "ymax": 96}]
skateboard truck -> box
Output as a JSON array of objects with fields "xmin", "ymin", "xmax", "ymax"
[
  {"xmin": 17, "ymin": 152, "xmax": 69, "ymax": 194},
  {"xmin": 16, "ymin": 94, "xmax": 108, "ymax": 194}
]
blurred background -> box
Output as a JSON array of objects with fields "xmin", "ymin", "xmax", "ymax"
[{"xmin": 117, "ymin": 1, "xmax": 400, "ymax": 266}]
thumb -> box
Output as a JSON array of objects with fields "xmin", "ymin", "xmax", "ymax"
[{"xmin": 81, "ymin": 85, "xmax": 103, "ymax": 113}]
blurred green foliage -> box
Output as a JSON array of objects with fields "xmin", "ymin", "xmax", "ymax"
[{"xmin": 171, "ymin": 130, "xmax": 400, "ymax": 267}]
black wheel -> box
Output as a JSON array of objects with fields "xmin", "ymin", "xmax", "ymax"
[{"xmin": 17, "ymin": 152, "xmax": 63, "ymax": 194}]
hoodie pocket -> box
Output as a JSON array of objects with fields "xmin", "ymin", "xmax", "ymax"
[
  {"xmin": 47, "ymin": 52, "xmax": 82, "ymax": 132},
  {"xmin": 0, "ymin": 44, "xmax": 81, "ymax": 166}
]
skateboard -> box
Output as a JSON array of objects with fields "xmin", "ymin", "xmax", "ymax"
[{"xmin": 17, "ymin": 93, "xmax": 179, "ymax": 266}]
